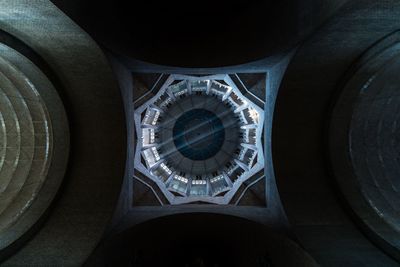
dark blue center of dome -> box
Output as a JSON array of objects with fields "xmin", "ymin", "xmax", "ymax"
[{"xmin": 173, "ymin": 109, "xmax": 225, "ymax": 160}]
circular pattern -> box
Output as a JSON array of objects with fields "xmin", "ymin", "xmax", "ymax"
[
  {"xmin": 329, "ymin": 33, "xmax": 400, "ymax": 260},
  {"xmin": 173, "ymin": 109, "xmax": 225, "ymax": 160},
  {"xmin": 135, "ymin": 75, "xmax": 264, "ymax": 204},
  {"xmin": 158, "ymin": 93, "xmax": 240, "ymax": 176},
  {"xmin": 0, "ymin": 53, "xmax": 52, "ymax": 233},
  {"xmin": 0, "ymin": 42, "xmax": 69, "ymax": 254}
]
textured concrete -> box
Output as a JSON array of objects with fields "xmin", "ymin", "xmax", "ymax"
[
  {"xmin": 0, "ymin": 1, "xmax": 125, "ymax": 265},
  {"xmin": 329, "ymin": 32, "xmax": 400, "ymax": 261},
  {"xmin": 3, "ymin": 0, "xmax": 400, "ymax": 266},
  {"xmin": 274, "ymin": 0, "xmax": 400, "ymax": 266},
  {"xmin": 0, "ymin": 42, "xmax": 69, "ymax": 260}
]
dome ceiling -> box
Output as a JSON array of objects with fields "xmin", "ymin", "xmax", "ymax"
[{"xmin": 134, "ymin": 74, "xmax": 264, "ymax": 204}]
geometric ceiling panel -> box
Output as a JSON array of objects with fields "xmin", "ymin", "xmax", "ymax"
[{"xmin": 134, "ymin": 74, "xmax": 264, "ymax": 204}]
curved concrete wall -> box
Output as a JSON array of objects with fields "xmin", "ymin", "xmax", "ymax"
[
  {"xmin": 0, "ymin": 1, "xmax": 126, "ymax": 265},
  {"xmin": 0, "ymin": 42, "xmax": 69, "ymax": 259},
  {"xmin": 2, "ymin": 0, "xmax": 400, "ymax": 266},
  {"xmin": 329, "ymin": 31, "xmax": 400, "ymax": 260},
  {"xmin": 273, "ymin": 0, "xmax": 400, "ymax": 265}
]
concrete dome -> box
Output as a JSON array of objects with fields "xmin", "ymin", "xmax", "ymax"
[{"xmin": 0, "ymin": 42, "xmax": 69, "ymax": 256}]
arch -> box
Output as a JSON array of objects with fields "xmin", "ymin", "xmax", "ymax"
[{"xmin": 86, "ymin": 213, "xmax": 318, "ymax": 267}]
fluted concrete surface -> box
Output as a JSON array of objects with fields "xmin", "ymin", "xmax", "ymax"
[
  {"xmin": 0, "ymin": 46, "xmax": 53, "ymax": 248},
  {"xmin": 0, "ymin": 41, "xmax": 70, "ymax": 262},
  {"xmin": 0, "ymin": 1, "xmax": 125, "ymax": 265},
  {"xmin": 330, "ymin": 32, "xmax": 400, "ymax": 261},
  {"xmin": 274, "ymin": 0, "xmax": 400, "ymax": 265}
]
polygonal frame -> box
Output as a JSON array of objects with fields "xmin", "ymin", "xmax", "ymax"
[{"xmin": 134, "ymin": 74, "xmax": 265, "ymax": 205}]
